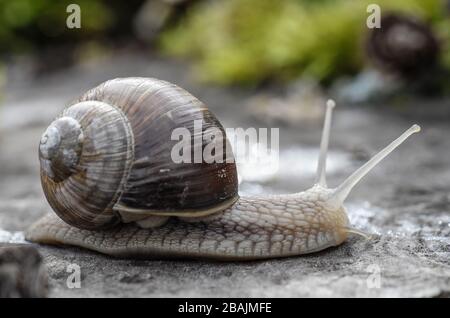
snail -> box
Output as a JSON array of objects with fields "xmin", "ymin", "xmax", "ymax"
[{"xmin": 25, "ymin": 77, "xmax": 420, "ymax": 260}]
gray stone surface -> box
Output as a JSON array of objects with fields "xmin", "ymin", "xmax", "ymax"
[
  {"xmin": 0, "ymin": 245, "xmax": 48, "ymax": 297},
  {"xmin": 0, "ymin": 53, "xmax": 449, "ymax": 297}
]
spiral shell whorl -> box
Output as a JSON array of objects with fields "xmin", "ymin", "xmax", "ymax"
[
  {"xmin": 39, "ymin": 117, "xmax": 84, "ymax": 183},
  {"xmin": 39, "ymin": 101, "xmax": 134, "ymax": 230}
]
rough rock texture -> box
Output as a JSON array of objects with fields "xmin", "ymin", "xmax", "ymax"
[
  {"xmin": 0, "ymin": 53, "xmax": 449, "ymax": 297},
  {"xmin": 0, "ymin": 245, "xmax": 48, "ymax": 297}
]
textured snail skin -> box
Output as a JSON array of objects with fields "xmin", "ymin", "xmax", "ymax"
[{"xmin": 26, "ymin": 186, "xmax": 349, "ymax": 260}]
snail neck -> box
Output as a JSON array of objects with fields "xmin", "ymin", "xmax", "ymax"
[{"xmin": 39, "ymin": 117, "xmax": 84, "ymax": 182}]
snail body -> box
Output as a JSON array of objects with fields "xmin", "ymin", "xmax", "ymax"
[
  {"xmin": 26, "ymin": 78, "xmax": 420, "ymax": 260},
  {"xmin": 27, "ymin": 187, "xmax": 348, "ymax": 260}
]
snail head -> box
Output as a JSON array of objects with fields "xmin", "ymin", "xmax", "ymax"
[{"xmin": 311, "ymin": 100, "xmax": 420, "ymax": 239}]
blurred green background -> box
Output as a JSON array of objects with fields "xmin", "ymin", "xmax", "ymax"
[
  {"xmin": 0, "ymin": 0, "xmax": 449, "ymax": 95},
  {"xmin": 161, "ymin": 0, "xmax": 448, "ymax": 85}
]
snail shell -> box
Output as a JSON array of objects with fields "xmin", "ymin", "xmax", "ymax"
[{"xmin": 39, "ymin": 78, "xmax": 238, "ymax": 230}]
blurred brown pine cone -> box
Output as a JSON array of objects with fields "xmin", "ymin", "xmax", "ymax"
[{"xmin": 366, "ymin": 13, "xmax": 440, "ymax": 79}]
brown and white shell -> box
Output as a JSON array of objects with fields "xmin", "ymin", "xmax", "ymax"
[{"xmin": 39, "ymin": 77, "xmax": 239, "ymax": 230}]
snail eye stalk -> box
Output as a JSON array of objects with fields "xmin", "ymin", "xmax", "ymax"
[
  {"xmin": 327, "ymin": 124, "xmax": 421, "ymax": 209},
  {"xmin": 316, "ymin": 99, "xmax": 336, "ymax": 188}
]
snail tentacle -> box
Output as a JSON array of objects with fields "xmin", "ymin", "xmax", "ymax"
[
  {"xmin": 327, "ymin": 124, "xmax": 421, "ymax": 209},
  {"xmin": 315, "ymin": 99, "xmax": 335, "ymax": 187}
]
